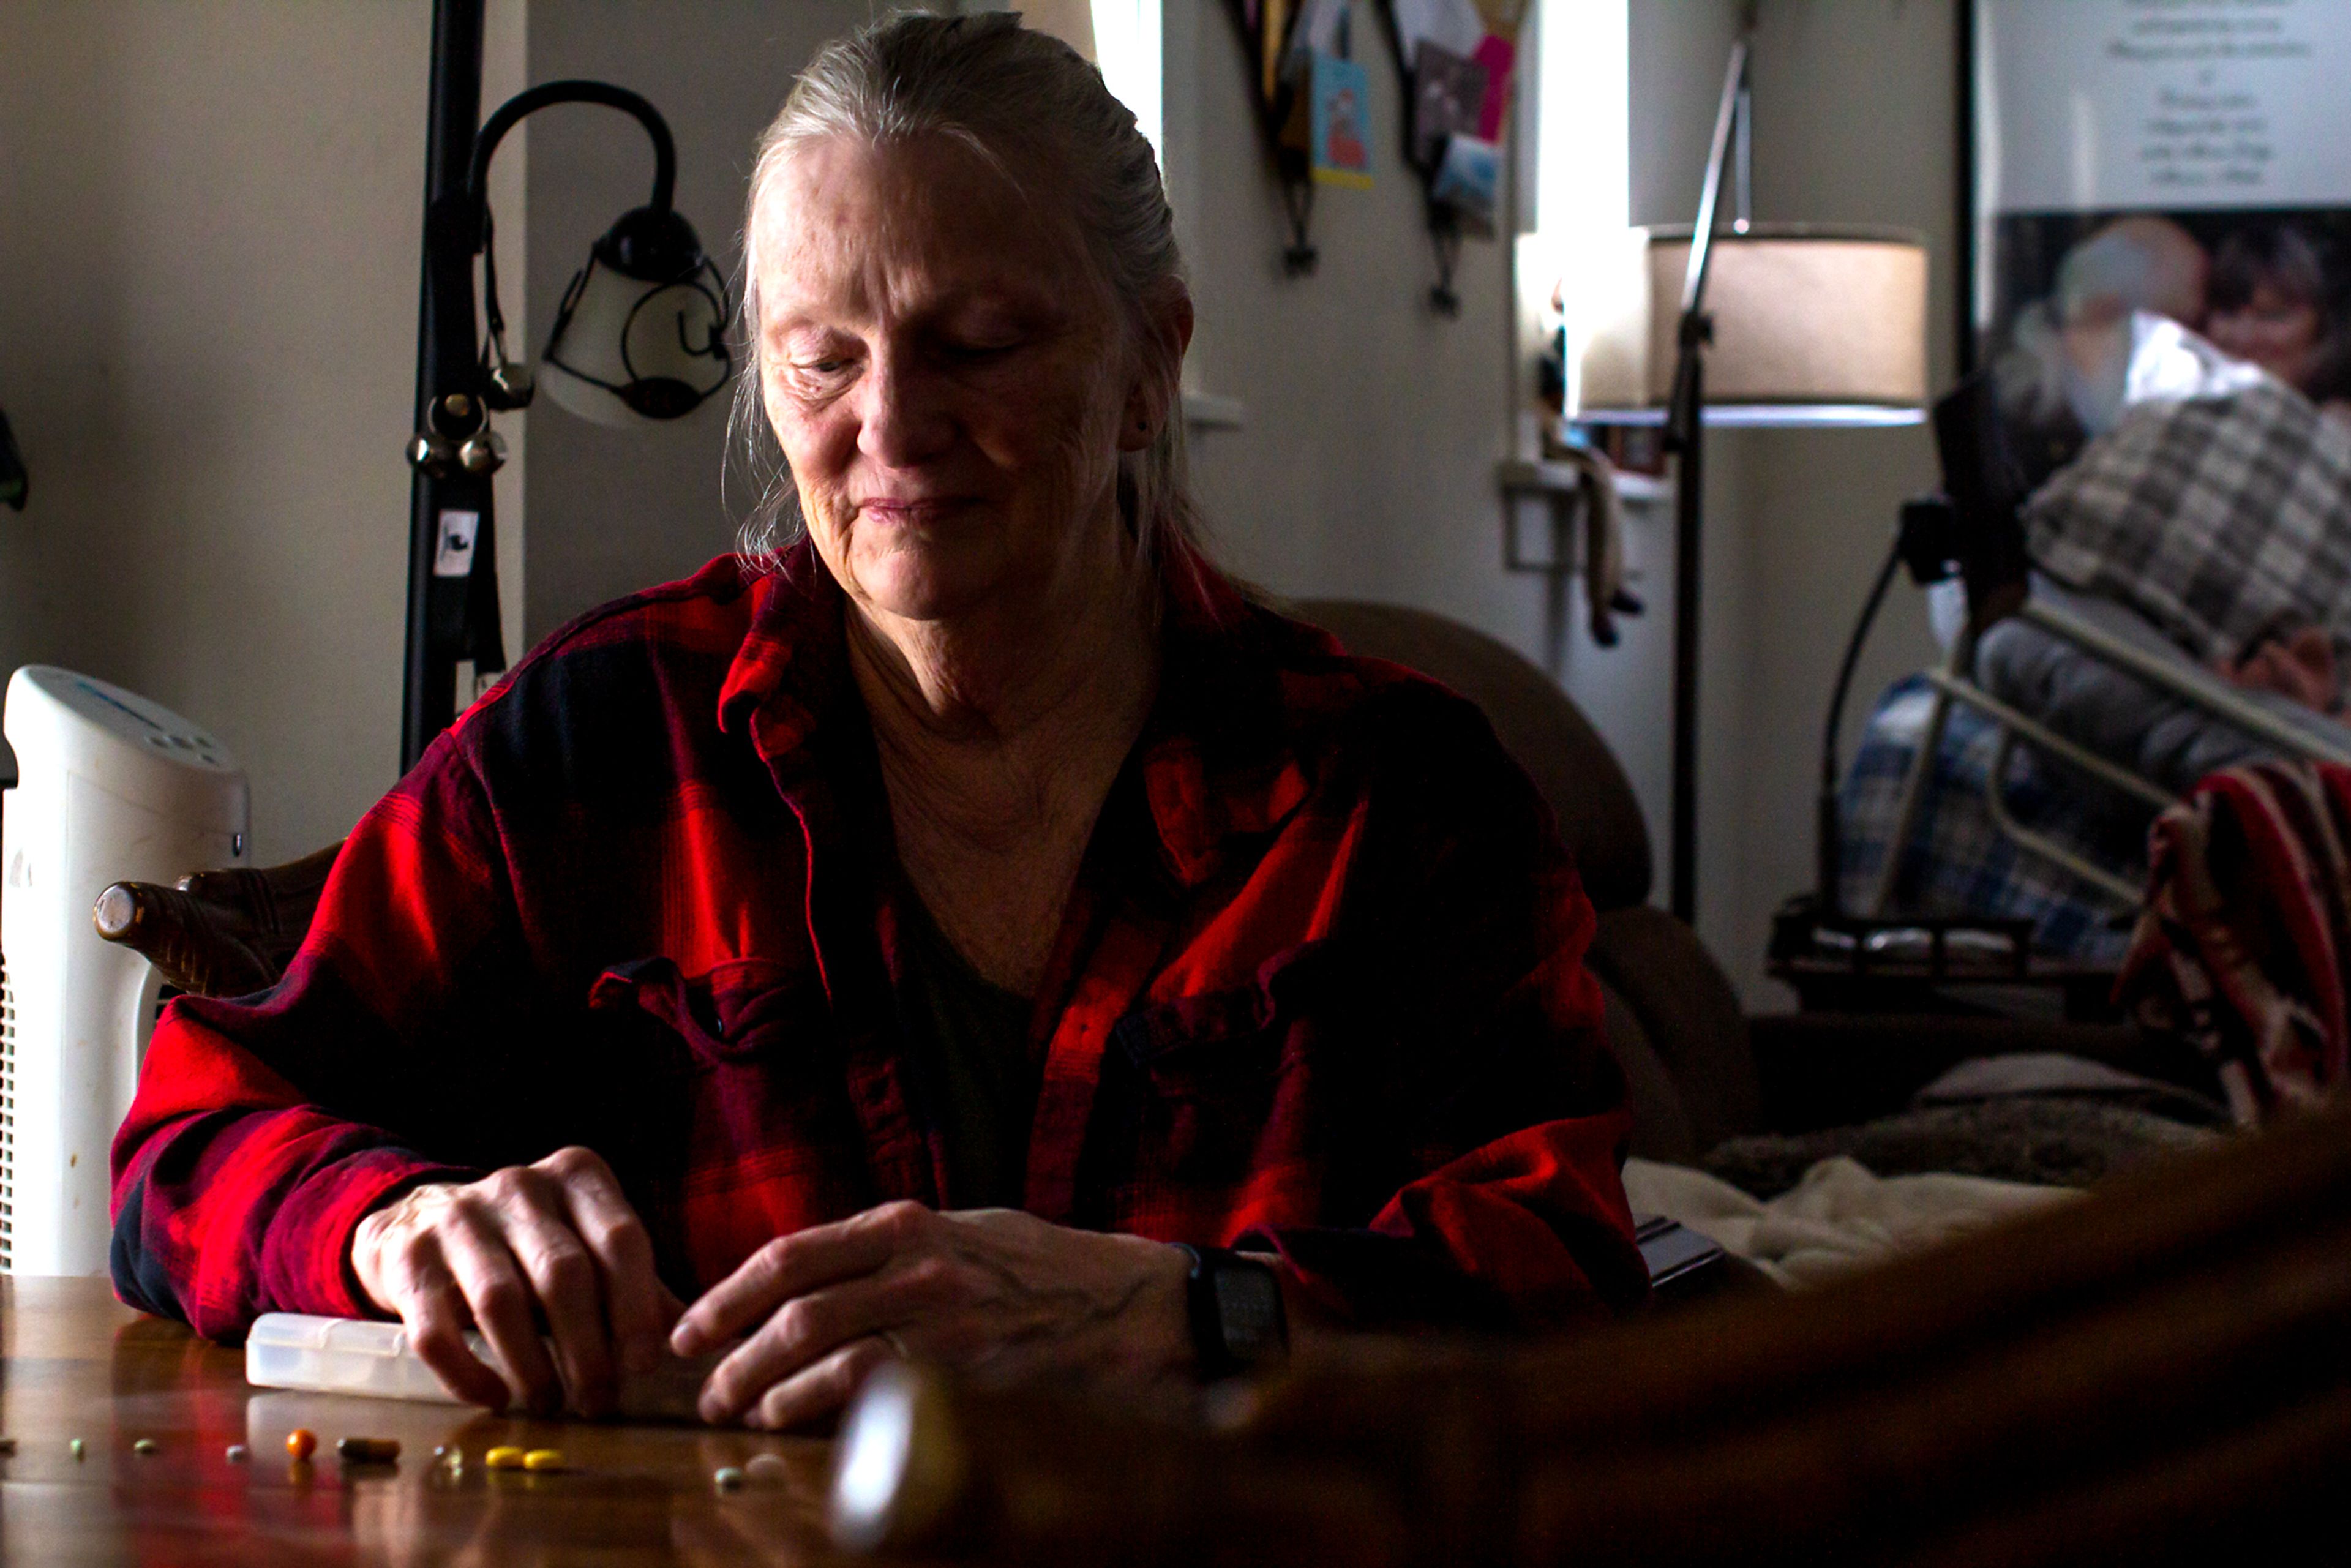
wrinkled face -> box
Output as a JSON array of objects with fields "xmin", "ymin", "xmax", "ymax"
[
  {"xmin": 751, "ymin": 133, "xmax": 1150, "ymax": 625},
  {"xmin": 2207, "ymin": 282, "xmax": 2327, "ymax": 394}
]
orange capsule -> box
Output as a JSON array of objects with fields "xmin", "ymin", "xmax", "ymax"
[{"xmin": 285, "ymin": 1428, "xmax": 317, "ymax": 1462}]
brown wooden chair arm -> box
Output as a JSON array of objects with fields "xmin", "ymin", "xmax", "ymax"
[{"xmin": 91, "ymin": 840, "xmax": 343, "ymax": 999}]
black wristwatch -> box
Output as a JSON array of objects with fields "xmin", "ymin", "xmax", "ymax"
[{"xmin": 1176, "ymin": 1245, "xmax": 1289, "ymax": 1381}]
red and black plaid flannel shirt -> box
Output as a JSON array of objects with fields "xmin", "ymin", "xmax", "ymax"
[{"xmin": 111, "ymin": 542, "xmax": 1645, "ymax": 1341}]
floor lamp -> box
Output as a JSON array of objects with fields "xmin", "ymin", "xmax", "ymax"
[
  {"xmin": 1575, "ymin": 32, "xmax": 1928, "ymax": 925},
  {"xmin": 401, "ymin": 0, "xmax": 732, "ymax": 772}
]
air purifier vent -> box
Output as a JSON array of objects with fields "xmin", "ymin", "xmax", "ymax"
[
  {"xmin": 1, "ymin": 666, "xmax": 249, "ymax": 1275},
  {"xmin": 2, "ymin": 961, "xmax": 16, "ymax": 1272}
]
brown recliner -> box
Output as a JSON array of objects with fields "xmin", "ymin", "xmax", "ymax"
[
  {"xmin": 1294, "ymin": 599, "xmax": 1755, "ymax": 1161},
  {"xmin": 1292, "ymin": 598, "xmax": 2161, "ymax": 1161}
]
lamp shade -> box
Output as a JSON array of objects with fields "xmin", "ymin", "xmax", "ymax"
[
  {"xmin": 540, "ymin": 206, "xmax": 732, "ymax": 429},
  {"xmin": 1577, "ymin": 223, "xmax": 1930, "ymax": 426}
]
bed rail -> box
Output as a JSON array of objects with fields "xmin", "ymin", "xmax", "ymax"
[{"xmin": 1870, "ymin": 596, "xmax": 2351, "ymax": 920}]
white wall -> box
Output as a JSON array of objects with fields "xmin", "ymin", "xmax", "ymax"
[
  {"xmin": 0, "ymin": 1, "xmax": 531, "ymax": 862},
  {"xmin": 0, "ymin": 4, "xmax": 416, "ymax": 860},
  {"xmin": 1160, "ymin": 2, "xmax": 1577, "ymax": 718},
  {"xmin": 520, "ymin": 1, "xmax": 885, "ymax": 644}
]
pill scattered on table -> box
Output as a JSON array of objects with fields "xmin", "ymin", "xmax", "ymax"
[
  {"xmin": 69, "ymin": 1439, "xmax": 85, "ymax": 1460},
  {"xmin": 132, "ymin": 1439, "xmax": 158, "ymax": 1456},
  {"xmin": 285, "ymin": 1429, "xmax": 317, "ymax": 1462},
  {"xmin": 484, "ymin": 1446, "xmax": 525, "ymax": 1470},
  {"xmin": 225, "ymin": 1444, "xmax": 250, "ymax": 1463},
  {"xmin": 713, "ymin": 1466, "xmax": 746, "ymax": 1491},
  {"xmin": 522, "ymin": 1448, "xmax": 564, "ymax": 1472},
  {"xmin": 744, "ymin": 1452, "xmax": 788, "ymax": 1480},
  {"xmin": 337, "ymin": 1438, "xmax": 400, "ymax": 1465},
  {"xmin": 432, "ymin": 1444, "xmax": 453, "ymax": 1460}
]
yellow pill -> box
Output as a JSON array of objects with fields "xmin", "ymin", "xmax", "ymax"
[
  {"xmin": 483, "ymin": 1446, "xmax": 526, "ymax": 1470},
  {"xmin": 522, "ymin": 1448, "xmax": 565, "ymax": 1472}
]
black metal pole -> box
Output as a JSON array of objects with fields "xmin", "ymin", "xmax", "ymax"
[
  {"xmin": 403, "ymin": 0, "xmax": 491, "ymax": 773},
  {"xmin": 1670, "ymin": 356, "xmax": 1703, "ymax": 925},
  {"xmin": 1659, "ymin": 34, "xmax": 1750, "ymax": 926}
]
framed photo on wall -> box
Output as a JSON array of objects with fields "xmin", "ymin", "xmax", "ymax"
[{"xmin": 1963, "ymin": 0, "xmax": 2351, "ymax": 473}]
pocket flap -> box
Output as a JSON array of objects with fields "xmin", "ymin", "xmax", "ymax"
[
  {"xmin": 588, "ymin": 955, "xmax": 821, "ymax": 1065},
  {"xmin": 1112, "ymin": 940, "xmax": 1343, "ymax": 1076}
]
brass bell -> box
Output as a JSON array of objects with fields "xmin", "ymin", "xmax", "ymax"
[
  {"xmin": 406, "ymin": 432, "xmax": 458, "ymax": 476},
  {"xmin": 457, "ymin": 428, "xmax": 508, "ymax": 476},
  {"xmin": 484, "ymin": 358, "xmax": 536, "ymax": 411}
]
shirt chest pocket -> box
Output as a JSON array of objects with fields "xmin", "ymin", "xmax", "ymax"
[
  {"xmin": 585, "ymin": 952, "xmax": 880, "ymax": 1278},
  {"xmin": 1108, "ymin": 942, "xmax": 1359, "ymax": 1193},
  {"xmin": 589, "ymin": 955, "xmax": 830, "ymax": 1067},
  {"xmin": 587, "ymin": 953, "xmax": 863, "ymax": 1161}
]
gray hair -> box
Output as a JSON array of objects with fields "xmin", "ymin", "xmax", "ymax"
[{"xmin": 729, "ymin": 10, "xmax": 1200, "ymax": 574}]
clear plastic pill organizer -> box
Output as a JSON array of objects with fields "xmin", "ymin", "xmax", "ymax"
[{"xmin": 245, "ymin": 1312, "xmax": 714, "ymax": 1419}]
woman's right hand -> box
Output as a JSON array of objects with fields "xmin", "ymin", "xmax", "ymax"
[{"xmin": 349, "ymin": 1145, "xmax": 683, "ymax": 1417}]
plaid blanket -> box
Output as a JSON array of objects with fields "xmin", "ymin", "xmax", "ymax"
[
  {"xmin": 2118, "ymin": 760, "xmax": 2351, "ymax": 1125},
  {"xmin": 2025, "ymin": 378, "xmax": 2351, "ymax": 664},
  {"xmin": 1840, "ymin": 677, "xmax": 2140, "ymax": 964}
]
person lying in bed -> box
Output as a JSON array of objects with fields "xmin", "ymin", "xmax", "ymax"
[
  {"xmin": 108, "ymin": 13, "xmax": 1645, "ymax": 1430},
  {"xmin": 2215, "ymin": 618, "xmax": 2345, "ymax": 717}
]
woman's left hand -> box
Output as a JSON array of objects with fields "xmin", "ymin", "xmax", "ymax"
[{"xmin": 669, "ymin": 1201, "xmax": 1195, "ymax": 1428}]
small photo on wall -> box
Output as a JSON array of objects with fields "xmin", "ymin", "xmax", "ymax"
[
  {"xmin": 1310, "ymin": 52, "xmax": 1374, "ymax": 188},
  {"xmin": 1410, "ymin": 42, "xmax": 1487, "ymax": 171},
  {"xmin": 1430, "ymin": 133, "xmax": 1499, "ymax": 234}
]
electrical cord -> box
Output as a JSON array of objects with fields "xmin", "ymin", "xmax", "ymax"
[{"xmin": 1815, "ymin": 531, "xmax": 1907, "ymax": 913}]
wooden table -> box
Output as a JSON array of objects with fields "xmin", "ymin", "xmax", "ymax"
[{"xmin": 0, "ymin": 1277, "xmax": 849, "ymax": 1565}]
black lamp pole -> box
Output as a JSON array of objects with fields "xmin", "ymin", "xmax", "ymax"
[
  {"xmin": 403, "ymin": 0, "xmax": 497, "ymax": 773},
  {"xmin": 402, "ymin": 2, "xmax": 688, "ymax": 773},
  {"xmin": 1661, "ymin": 32, "xmax": 1752, "ymax": 925}
]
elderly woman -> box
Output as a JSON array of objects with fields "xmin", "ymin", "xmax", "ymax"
[{"xmin": 111, "ymin": 13, "xmax": 1642, "ymax": 1430}]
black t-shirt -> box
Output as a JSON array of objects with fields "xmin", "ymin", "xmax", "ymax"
[{"xmin": 891, "ymin": 890, "xmax": 1039, "ymax": 1209}]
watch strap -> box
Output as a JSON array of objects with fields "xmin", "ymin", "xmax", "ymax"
[{"xmin": 1176, "ymin": 1244, "xmax": 1288, "ymax": 1381}]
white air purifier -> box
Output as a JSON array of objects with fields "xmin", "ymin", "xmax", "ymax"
[{"xmin": 1, "ymin": 667, "xmax": 249, "ymax": 1276}]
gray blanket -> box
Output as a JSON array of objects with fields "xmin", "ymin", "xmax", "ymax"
[{"xmin": 1974, "ymin": 576, "xmax": 2351, "ymax": 795}]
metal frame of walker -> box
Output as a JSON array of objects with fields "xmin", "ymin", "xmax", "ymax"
[{"xmin": 1868, "ymin": 593, "xmax": 2351, "ymax": 916}]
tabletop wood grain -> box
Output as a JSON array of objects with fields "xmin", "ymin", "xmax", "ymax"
[{"xmin": 0, "ymin": 1276, "xmax": 853, "ymax": 1566}]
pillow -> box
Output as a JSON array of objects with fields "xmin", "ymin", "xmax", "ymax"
[{"xmin": 2023, "ymin": 377, "xmax": 2351, "ymax": 664}]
